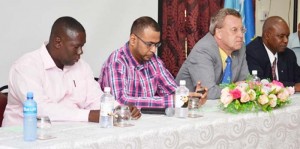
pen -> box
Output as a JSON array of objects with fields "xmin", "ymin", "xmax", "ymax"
[{"xmin": 73, "ymin": 80, "xmax": 76, "ymax": 87}]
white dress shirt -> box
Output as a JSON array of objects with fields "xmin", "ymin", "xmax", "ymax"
[
  {"xmin": 287, "ymin": 32, "xmax": 300, "ymax": 65},
  {"xmin": 263, "ymin": 44, "xmax": 279, "ymax": 80}
]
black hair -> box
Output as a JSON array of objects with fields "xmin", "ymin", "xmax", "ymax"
[
  {"xmin": 50, "ymin": 16, "xmax": 85, "ymax": 38},
  {"xmin": 130, "ymin": 16, "xmax": 160, "ymax": 35}
]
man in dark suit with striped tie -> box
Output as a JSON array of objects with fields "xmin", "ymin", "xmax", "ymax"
[{"xmin": 246, "ymin": 16, "xmax": 300, "ymax": 92}]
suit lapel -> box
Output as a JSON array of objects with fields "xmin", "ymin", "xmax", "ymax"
[
  {"xmin": 258, "ymin": 38, "xmax": 273, "ymax": 79},
  {"xmin": 277, "ymin": 54, "xmax": 287, "ymax": 81}
]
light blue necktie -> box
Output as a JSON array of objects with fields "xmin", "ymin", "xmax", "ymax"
[{"xmin": 222, "ymin": 56, "xmax": 232, "ymax": 84}]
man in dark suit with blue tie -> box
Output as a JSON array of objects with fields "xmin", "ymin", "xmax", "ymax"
[{"xmin": 246, "ymin": 16, "xmax": 300, "ymax": 92}]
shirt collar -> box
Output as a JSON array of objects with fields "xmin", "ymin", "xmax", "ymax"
[
  {"xmin": 40, "ymin": 42, "xmax": 57, "ymax": 70},
  {"xmin": 263, "ymin": 43, "xmax": 278, "ymax": 64},
  {"xmin": 124, "ymin": 42, "xmax": 147, "ymax": 70},
  {"xmin": 219, "ymin": 47, "xmax": 228, "ymax": 70}
]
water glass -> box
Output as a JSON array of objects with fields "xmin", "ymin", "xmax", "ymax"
[
  {"xmin": 113, "ymin": 105, "xmax": 133, "ymax": 127},
  {"xmin": 175, "ymin": 107, "xmax": 188, "ymax": 118},
  {"xmin": 165, "ymin": 107, "xmax": 175, "ymax": 117},
  {"xmin": 37, "ymin": 116, "xmax": 53, "ymax": 140},
  {"xmin": 188, "ymin": 97, "xmax": 202, "ymax": 118}
]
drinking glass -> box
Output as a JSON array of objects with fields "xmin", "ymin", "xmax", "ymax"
[
  {"xmin": 113, "ymin": 105, "xmax": 133, "ymax": 127},
  {"xmin": 174, "ymin": 107, "xmax": 188, "ymax": 118},
  {"xmin": 37, "ymin": 116, "xmax": 54, "ymax": 140},
  {"xmin": 165, "ymin": 107, "xmax": 175, "ymax": 117},
  {"xmin": 188, "ymin": 97, "xmax": 202, "ymax": 118}
]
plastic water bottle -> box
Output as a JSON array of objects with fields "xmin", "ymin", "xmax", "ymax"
[
  {"xmin": 23, "ymin": 92, "xmax": 37, "ymax": 141},
  {"xmin": 174, "ymin": 80, "xmax": 189, "ymax": 118},
  {"xmin": 100, "ymin": 87, "xmax": 114, "ymax": 128},
  {"xmin": 252, "ymin": 70, "xmax": 260, "ymax": 82}
]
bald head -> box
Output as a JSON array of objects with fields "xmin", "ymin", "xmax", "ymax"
[
  {"xmin": 262, "ymin": 16, "xmax": 288, "ymax": 36},
  {"xmin": 262, "ymin": 16, "xmax": 290, "ymax": 53}
]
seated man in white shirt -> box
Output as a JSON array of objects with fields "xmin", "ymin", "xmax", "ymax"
[
  {"xmin": 3, "ymin": 16, "xmax": 141, "ymax": 126},
  {"xmin": 287, "ymin": 23, "xmax": 300, "ymax": 65}
]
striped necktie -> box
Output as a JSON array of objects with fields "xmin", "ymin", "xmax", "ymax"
[{"xmin": 272, "ymin": 58, "xmax": 277, "ymax": 80}]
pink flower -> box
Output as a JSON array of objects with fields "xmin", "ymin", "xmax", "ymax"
[
  {"xmin": 240, "ymin": 91, "xmax": 250, "ymax": 103},
  {"xmin": 268, "ymin": 94, "xmax": 277, "ymax": 108},
  {"xmin": 220, "ymin": 90, "xmax": 233, "ymax": 107},
  {"xmin": 277, "ymin": 88, "xmax": 290, "ymax": 102},
  {"xmin": 261, "ymin": 85, "xmax": 271, "ymax": 95},
  {"xmin": 286, "ymin": 86, "xmax": 295, "ymax": 95},
  {"xmin": 272, "ymin": 80, "xmax": 284, "ymax": 87},
  {"xmin": 258, "ymin": 94, "xmax": 269, "ymax": 105},
  {"xmin": 220, "ymin": 79, "xmax": 291, "ymax": 112},
  {"xmin": 271, "ymin": 84, "xmax": 282, "ymax": 93},
  {"xmin": 229, "ymin": 89, "xmax": 241, "ymax": 99}
]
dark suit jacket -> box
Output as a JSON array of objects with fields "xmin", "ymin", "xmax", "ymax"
[{"xmin": 246, "ymin": 37, "xmax": 300, "ymax": 87}]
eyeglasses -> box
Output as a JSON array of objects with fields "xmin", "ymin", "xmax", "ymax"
[
  {"xmin": 230, "ymin": 27, "xmax": 247, "ymax": 34},
  {"xmin": 134, "ymin": 34, "xmax": 161, "ymax": 49}
]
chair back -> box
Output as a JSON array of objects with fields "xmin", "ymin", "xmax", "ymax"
[
  {"xmin": 0, "ymin": 85, "xmax": 8, "ymax": 127},
  {"xmin": 0, "ymin": 92, "xmax": 7, "ymax": 127}
]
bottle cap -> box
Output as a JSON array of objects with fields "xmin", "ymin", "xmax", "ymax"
[
  {"xmin": 252, "ymin": 70, "xmax": 257, "ymax": 75},
  {"xmin": 104, "ymin": 87, "xmax": 111, "ymax": 93},
  {"xmin": 26, "ymin": 92, "xmax": 33, "ymax": 99},
  {"xmin": 179, "ymin": 80, "xmax": 186, "ymax": 86}
]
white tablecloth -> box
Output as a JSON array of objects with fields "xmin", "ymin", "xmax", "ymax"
[{"xmin": 1, "ymin": 95, "xmax": 300, "ymax": 149}]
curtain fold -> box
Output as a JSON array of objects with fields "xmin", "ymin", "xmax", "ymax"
[
  {"xmin": 159, "ymin": 0, "xmax": 186, "ymax": 77},
  {"xmin": 186, "ymin": 0, "xmax": 223, "ymax": 55},
  {"xmin": 159, "ymin": 0, "xmax": 223, "ymax": 77}
]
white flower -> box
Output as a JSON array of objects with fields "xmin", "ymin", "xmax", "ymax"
[
  {"xmin": 271, "ymin": 82, "xmax": 283, "ymax": 93},
  {"xmin": 247, "ymin": 89, "xmax": 256, "ymax": 101},
  {"xmin": 286, "ymin": 86, "xmax": 295, "ymax": 95},
  {"xmin": 220, "ymin": 89, "xmax": 233, "ymax": 107},
  {"xmin": 237, "ymin": 82, "xmax": 248, "ymax": 90},
  {"xmin": 258, "ymin": 94, "xmax": 269, "ymax": 105},
  {"xmin": 221, "ymin": 87, "xmax": 230, "ymax": 94},
  {"xmin": 261, "ymin": 79, "xmax": 270, "ymax": 85},
  {"xmin": 240, "ymin": 91, "xmax": 250, "ymax": 103},
  {"xmin": 277, "ymin": 88, "xmax": 290, "ymax": 102},
  {"xmin": 268, "ymin": 94, "xmax": 277, "ymax": 107}
]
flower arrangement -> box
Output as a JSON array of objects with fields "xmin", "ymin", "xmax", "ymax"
[{"xmin": 220, "ymin": 79, "xmax": 294, "ymax": 113}]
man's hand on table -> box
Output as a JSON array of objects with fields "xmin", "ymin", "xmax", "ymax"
[{"xmin": 188, "ymin": 81, "xmax": 208, "ymax": 106}]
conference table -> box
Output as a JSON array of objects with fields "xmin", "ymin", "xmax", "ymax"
[{"xmin": 1, "ymin": 95, "xmax": 300, "ymax": 149}]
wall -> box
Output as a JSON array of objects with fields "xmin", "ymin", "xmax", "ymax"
[
  {"xmin": 255, "ymin": 0, "xmax": 296, "ymax": 36},
  {"xmin": 0, "ymin": 0, "xmax": 158, "ymax": 86},
  {"xmin": 1, "ymin": 0, "xmax": 298, "ymax": 87}
]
